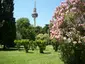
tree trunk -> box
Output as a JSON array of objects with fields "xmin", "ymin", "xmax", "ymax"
[
  {"xmin": 40, "ymin": 48, "xmax": 44, "ymax": 53},
  {"xmin": 3, "ymin": 45, "xmax": 7, "ymax": 50}
]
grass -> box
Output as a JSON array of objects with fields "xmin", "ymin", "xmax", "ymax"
[{"xmin": 0, "ymin": 45, "xmax": 64, "ymax": 64}]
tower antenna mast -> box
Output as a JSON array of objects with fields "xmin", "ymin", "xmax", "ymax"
[{"xmin": 32, "ymin": 0, "xmax": 38, "ymax": 27}]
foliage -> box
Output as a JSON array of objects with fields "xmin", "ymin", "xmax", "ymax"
[
  {"xmin": 36, "ymin": 34, "xmax": 43, "ymax": 40},
  {"xmin": 16, "ymin": 18, "xmax": 30, "ymax": 30},
  {"xmin": 36, "ymin": 33, "xmax": 49, "ymax": 41},
  {"xmin": 0, "ymin": 0, "xmax": 16, "ymax": 48},
  {"xmin": 14, "ymin": 39, "xmax": 37, "ymax": 53},
  {"xmin": 36, "ymin": 33, "xmax": 49, "ymax": 45},
  {"xmin": 29, "ymin": 40, "xmax": 37, "ymax": 50},
  {"xmin": 50, "ymin": 0, "xmax": 85, "ymax": 39},
  {"xmin": 59, "ymin": 40, "xmax": 85, "ymax": 64},
  {"xmin": 16, "ymin": 32, "xmax": 22, "ymax": 39},
  {"xmin": 14, "ymin": 40, "xmax": 21, "ymax": 50},
  {"xmin": 36, "ymin": 40, "xmax": 47, "ymax": 53},
  {"xmin": 35, "ymin": 26, "xmax": 43, "ymax": 35},
  {"xmin": 42, "ymin": 24, "xmax": 49, "ymax": 34},
  {"xmin": 51, "ymin": 38, "xmax": 59, "ymax": 51},
  {"xmin": 21, "ymin": 39, "xmax": 29, "ymax": 53},
  {"xmin": 14, "ymin": 39, "xmax": 29, "ymax": 53},
  {"xmin": 36, "ymin": 33, "xmax": 49, "ymax": 53},
  {"xmin": 50, "ymin": 0, "xmax": 85, "ymax": 64},
  {"xmin": 16, "ymin": 18, "xmax": 30, "ymax": 39},
  {"xmin": 16, "ymin": 18, "xmax": 35, "ymax": 40}
]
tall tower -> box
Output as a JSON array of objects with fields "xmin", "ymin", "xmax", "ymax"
[{"xmin": 32, "ymin": 0, "xmax": 38, "ymax": 27}]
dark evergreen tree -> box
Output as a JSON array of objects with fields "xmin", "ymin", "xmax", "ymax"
[
  {"xmin": 35, "ymin": 26, "xmax": 43, "ymax": 35},
  {"xmin": 0, "ymin": 0, "xmax": 16, "ymax": 49},
  {"xmin": 42, "ymin": 24, "xmax": 49, "ymax": 34}
]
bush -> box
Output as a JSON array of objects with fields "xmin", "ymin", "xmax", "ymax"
[
  {"xmin": 29, "ymin": 40, "xmax": 37, "ymax": 50},
  {"xmin": 21, "ymin": 39, "xmax": 29, "ymax": 53},
  {"xmin": 51, "ymin": 38, "xmax": 59, "ymax": 51},
  {"xmin": 14, "ymin": 40, "xmax": 21, "ymax": 51},
  {"xmin": 36, "ymin": 40, "xmax": 47, "ymax": 53},
  {"xmin": 59, "ymin": 40, "xmax": 85, "ymax": 64},
  {"xmin": 14, "ymin": 39, "xmax": 29, "ymax": 53},
  {"xmin": 36, "ymin": 33, "xmax": 49, "ymax": 53}
]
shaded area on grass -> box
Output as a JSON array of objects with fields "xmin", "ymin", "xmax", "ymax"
[
  {"xmin": 43, "ymin": 52, "xmax": 51, "ymax": 54},
  {"xmin": 0, "ymin": 48, "xmax": 18, "ymax": 51}
]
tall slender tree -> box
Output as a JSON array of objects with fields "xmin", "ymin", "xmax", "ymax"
[{"xmin": 0, "ymin": 0, "xmax": 16, "ymax": 48}]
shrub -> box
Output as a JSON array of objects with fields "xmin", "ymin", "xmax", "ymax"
[
  {"xmin": 14, "ymin": 39, "xmax": 29, "ymax": 53},
  {"xmin": 50, "ymin": 0, "xmax": 85, "ymax": 64},
  {"xmin": 36, "ymin": 40, "xmax": 47, "ymax": 53},
  {"xmin": 21, "ymin": 39, "xmax": 29, "ymax": 53},
  {"xmin": 36, "ymin": 33, "xmax": 49, "ymax": 53},
  {"xmin": 51, "ymin": 38, "xmax": 59, "ymax": 51},
  {"xmin": 59, "ymin": 39, "xmax": 85, "ymax": 64},
  {"xmin": 14, "ymin": 40, "xmax": 21, "ymax": 50},
  {"xmin": 29, "ymin": 40, "xmax": 37, "ymax": 50}
]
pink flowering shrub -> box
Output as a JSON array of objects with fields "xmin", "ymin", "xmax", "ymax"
[
  {"xmin": 50, "ymin": 0, "xmax": 85, "ymax": 64},
  {"xmin": 50, "ymin": 0, "xmax": 85, "ymax": 40}
]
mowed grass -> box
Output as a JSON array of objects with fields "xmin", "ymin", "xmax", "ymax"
[{"xmin": 0, "ymin": 45, "xmax": 64, "ymax": 64}]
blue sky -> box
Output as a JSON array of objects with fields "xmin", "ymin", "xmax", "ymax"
[{"xmin": 14, "ymin": 0, "xmax": 64, "ymax": 27}]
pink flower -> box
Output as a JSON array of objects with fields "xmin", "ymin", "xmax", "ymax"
[
  {"xmin": 61, "ymin": 2, "xmax": 68, "ymax": 8},
  {"xmin": 83, "ymin": 2, "xmax": 85, "ymax": 6},
  {"xmin": 50, "ymin": 0, "xmax": 85, "ymax": 40},
  {"xmin": 78, "ymin": 24, "xmax": 84, "ymax": 26},
  {"xmin": 70, "ymin": 7, "xmax": 77, "ymax": 12},
  {"xmin": 69, "ymin": 0, "xmax": 75, "ymax": 3}
]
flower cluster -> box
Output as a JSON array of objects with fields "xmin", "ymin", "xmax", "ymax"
[{"xmin": 50, "ymin": 0, "xmax": 85, "ymax": 39}]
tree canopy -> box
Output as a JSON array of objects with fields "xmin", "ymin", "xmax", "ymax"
[{"xmin": 16, "ymin": 18, "xmax": 35, "ymax": 40}]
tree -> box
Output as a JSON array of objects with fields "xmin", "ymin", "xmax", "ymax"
[
  {"xmin": 0, "ymin": 0, "xmax": 16, "ymax": 49},
  {"xmin": 35, "ymin": 26, "xmax": 42, "ymax": 35},
  {"xmin": 42, "ymin": 24, "xmax": 49, "ymax": 34},
  {"xmin": 16, "ymin": 18, "xmax": 30, "ymax": 32},
  {"xmin": 16, "ymin": 31, "xmax": 22, "ymax": 40},
  {"xmin": 16, "ymin": 18, "xmax": 35, "ymax": 40}
]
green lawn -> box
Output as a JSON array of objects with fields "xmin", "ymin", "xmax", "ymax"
[{"xmin": 0, "ymin": 45, "xmax": 64, "ymax": 64}]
